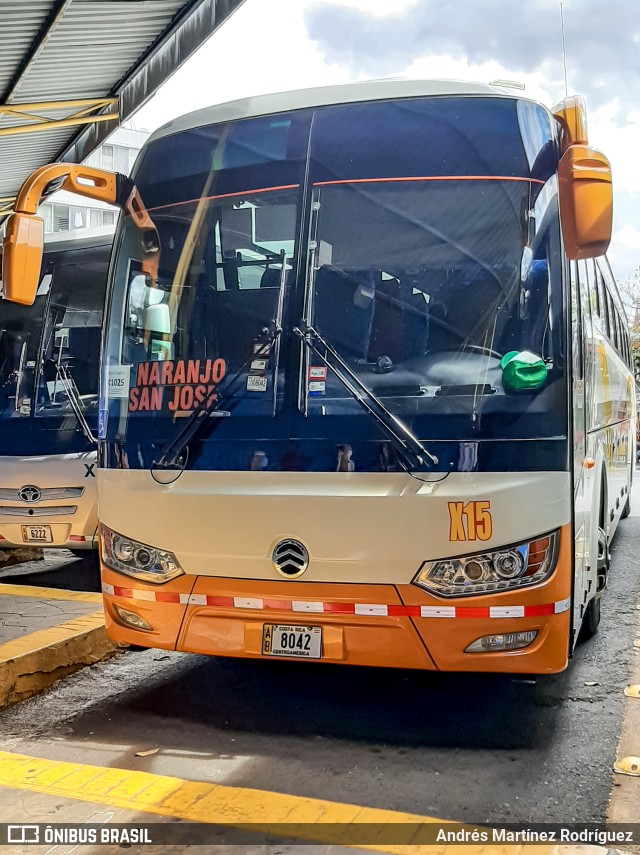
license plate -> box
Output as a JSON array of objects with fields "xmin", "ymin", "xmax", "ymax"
[
  {"xmin": 262, "ymin": 624, "xmax": 322, "ymax": 659},
  {"xmin": 21, "ymin": 524, "xmax": 53, "ymax": 543}
]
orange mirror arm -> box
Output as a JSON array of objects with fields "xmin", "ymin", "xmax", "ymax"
[
  {"xmin": 14, "ymin": 163, "xmax": 118, "ymax": 215},
  {"xmin": 13, "ymin": 161, "xmax": 160, "ymax": 286}
]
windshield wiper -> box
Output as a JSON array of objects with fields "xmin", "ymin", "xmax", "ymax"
[
  {"xmin": 52, "ymin": 363, "xmax": 97, "ymax": 445},
  {"xmin": 293, "ymin": 321, "xmax": 438, "ymax": 471},
  {"xmin": 154, "ymin": 252, "xmax": 289, "ymax": 469},
  {"xmin": 153, "ymin": 323, "xmax": 280, "ymax": 469}
]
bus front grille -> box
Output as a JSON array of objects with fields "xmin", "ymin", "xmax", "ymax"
[{"xmin": 0, "ymin": 505, "xmax": 78, "ymax": 517}]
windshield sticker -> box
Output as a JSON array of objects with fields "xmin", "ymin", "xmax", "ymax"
[
  {"xmin": 98, "ymin": 409, "xmax": 108, "ymax": 439},
  {"xmin": 247, "ymin": 376, "xmax": 268, "ymax": 393},
  {"xmin": 308, "ymin": 366, "xmax": 327, "ymax": 380},
  {"xmin": 128, "ymin": 358, "xmax": 227, "ymax": 413},
  {"xmin": 308, "ymin": 381, "xmax": 326, "ymax": 394},
  {"xmin": 318, "ymin": 240, "xmax": 333, "ymax": 266},
  {"xmin": 107, "ymin": 365, "xmax": 131, "ymax": 400},
  {"xmin": 250, "ymin": 358, "xmax": 268, "ymax": 372}
]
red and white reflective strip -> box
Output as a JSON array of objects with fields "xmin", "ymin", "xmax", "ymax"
[
  {"xmin": 69, "ymin": 535, "xmax": 91, "ymax": 543},
  {"xmin": 103, "ymin": 583, "xmax": 571, "ymax": 619}
]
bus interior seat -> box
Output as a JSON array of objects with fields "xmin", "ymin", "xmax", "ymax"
[
  {"xmin": 259, "ymin": 267, "xmax": 281, "ymax": 289},
  {"xmin": 424, "ymin": 268, "xmax": 498, "ymax": 354},
  {"xmin": 313, "ymin": 265, "xmax": 375, "ymax": 361},
  {"xmin": 367, "ymin": 275, "xmax": 429, "ymax": 364},
  {"xmin": 66, "ymin": 326, "xmax": 102, "ymax": 394},
  {"xmin": 202, "ymin": 287, "xmax": 282, "ymax": 368},
  {"xmin": 520, "ymin": 259, "xmax": 549, "ymax": 356}
]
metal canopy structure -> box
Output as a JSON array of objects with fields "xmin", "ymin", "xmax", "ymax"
[{"xmin": 0, "ymin": 0, "xmax": 245, "ymax": 214}]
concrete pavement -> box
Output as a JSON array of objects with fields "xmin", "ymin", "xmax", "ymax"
[{"xmin": 0, "ymin": 582, "xmax": 116, "ymax": 707}]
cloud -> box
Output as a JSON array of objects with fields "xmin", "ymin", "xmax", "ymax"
[{"xmin": 305, "ymin": 0, "xmax": 640, "ymax": 115}]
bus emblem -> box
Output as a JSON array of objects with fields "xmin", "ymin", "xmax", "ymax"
[
  {"xmin": 18, "ymin": 485, "xmax": 42, "ymax": 503},
  {"xmin": 272, "ymin": 539, "xmax": 309, "ymax": 578}
]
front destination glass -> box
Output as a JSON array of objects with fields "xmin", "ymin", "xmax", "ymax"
[{"xmin": 102, "ymin": 96, "xmax": 565, "ymax": 474}]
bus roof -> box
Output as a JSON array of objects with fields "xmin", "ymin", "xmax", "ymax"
[{"xmin": 149, "ymin": 78, "xmax": 546, "ymax": 143}]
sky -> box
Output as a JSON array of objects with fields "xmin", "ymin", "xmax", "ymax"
[{"xmin": 134, "ymin": 0, "xmax": 640, "ymax": 283}]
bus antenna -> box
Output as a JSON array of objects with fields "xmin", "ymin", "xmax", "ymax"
[{"xmin": 560, "ymin": 0, "xmax": 569, "ymax": 97}]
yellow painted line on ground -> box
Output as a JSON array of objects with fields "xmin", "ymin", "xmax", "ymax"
[
  {"xmin": 0, "ymin": 582, "xmax": 102, "ymax": 604},
  {"xmin": 0, "ymin": 612, "xmax": 105, "ymax": 663},
  {"xmin": 0, "ymin": 751, "xmax": 567, "ymax": 855}
]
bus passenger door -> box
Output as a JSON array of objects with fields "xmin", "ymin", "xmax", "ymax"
[{"xmin": 571, "ymin": 262, "xmax": 588, "ymax": 643}]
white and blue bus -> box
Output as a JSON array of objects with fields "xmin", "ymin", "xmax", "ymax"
[{"xmin": 0, "ymin": 227, "xmax": 113, "ymax": 552}]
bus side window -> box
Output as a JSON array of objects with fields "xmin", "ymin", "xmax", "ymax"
[
  {"xmin": 603, "ymin": 286, "xmax": 613, "ymax": 341},
  {"xmin": 622, "ymin": 322, "xmax": 630, "ymax": 367},
  {"xmin": 625, "ymin": 327, "xmax": 632, "ymax": 368},
  {"xmin": 609, "ymin": 295, "xmax": 619, "ymax": 350},
  {"xmin": 596, "ymin": 266, "xmax": 609, "ymax": 337},
  {"xmin": 589, "ymin": 260, "xmax": 600, "ymax": 317},
  {"xmin": 578, "ymin": 260, "xmax": 592, "ymax": 329},
  {"xmin": 571, "ymin": 261, "xmax": 583, "ymax": 379},
  {"xmin": 617, "ymin": 312, "xmax": 624, "ymax": 360}
]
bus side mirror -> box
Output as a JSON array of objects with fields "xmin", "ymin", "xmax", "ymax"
[
  {"xmin": 558, "ymin": 145, "xmax": 612, "ymax": 260},
  {"xmin": 144, "ymin": 300, "xmax": 172, "ymax": 360},
  {"xmin": 2, "ymin": 213, "xmax": 44, "ymax": 305}
]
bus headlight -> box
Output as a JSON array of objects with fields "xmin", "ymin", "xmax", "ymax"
[
  {"xmin": 100, "ymin": 524, "xmax": 184, "ymax": 584},
  {"xmin": 413, "ymin": 532, "xmax": 558, "ymax": 597}
]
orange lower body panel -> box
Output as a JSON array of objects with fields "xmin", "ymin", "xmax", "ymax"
[
  {"xmin": 102, "ymin": 525, "xmax": 573, "ymax": 674},
  {"xmin": 179, "ymin": 579, "xmax": 437, "ymax": 669},
  {"xmin": 399, "ymin": 524, "xmax": 573, "ymax": 674}
]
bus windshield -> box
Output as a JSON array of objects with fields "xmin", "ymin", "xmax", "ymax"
[
  {"xmin": 0, "ymin": 243, "xmax": 108, "ymax": 425},
  {"xmin": 103, "ymin": 96, "xmax": 566, "ymax": 471}
]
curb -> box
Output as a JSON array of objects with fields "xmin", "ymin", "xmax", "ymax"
[{"xmin": 0, "ymin": 610, "xmax": 118, "ymax": 708}]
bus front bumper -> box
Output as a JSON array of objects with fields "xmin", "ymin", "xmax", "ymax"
[
  {"xmin": 101, "ymin": 564, "xmax": 572, "ymax": 675},
  {"xmin": 0, "ymin": 519, "xmax": 97, "ymax": 549}
]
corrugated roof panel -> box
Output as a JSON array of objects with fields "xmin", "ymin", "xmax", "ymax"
[
  {"xmin": 0, "ymin": 0, "xmax": 245, "ymax": 206},
  {"xmin": 10, "ymin": 1, "xmax": 188, "ymax": 102},
  {"xmin": 0, "ymin": 2, "xmax": 52, "ymax": 89}
]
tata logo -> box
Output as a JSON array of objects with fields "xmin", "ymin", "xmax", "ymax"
[{"xmin": 18, "ymin": 485, "xmax": 42, "ymax": 503}]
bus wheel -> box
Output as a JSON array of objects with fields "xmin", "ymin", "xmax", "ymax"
[
  {"xmin": 581, "ymin": 526, "xmax": 609, "ymax": 641},
  {"xmin": 581, "ymin": 595, "xmax": 601, "ymax": 640},
  {"xmin": 621, "ymin": 494, "xmax": 631, "ymax": 519},
  {"xmin": 596, "ymin": 526, "xmax": 609, "ymax": 593}
]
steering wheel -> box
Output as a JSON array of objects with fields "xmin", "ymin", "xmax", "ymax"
[
  {"xmin": 461, "ymin": 344, "xmax": 503, "ymax": 359},
  {"xmin": 428, "ymin": 344, "xmax": 503, "ymax": 360}
]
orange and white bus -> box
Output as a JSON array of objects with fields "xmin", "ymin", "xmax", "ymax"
[{"xmin": 3, "ymin": 79, "xmax": 634, "ymax": 673}]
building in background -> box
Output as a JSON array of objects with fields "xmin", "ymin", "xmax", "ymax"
[{"xmin": 38, "ymin": 127, "xmax": 149, "ymax": 235}]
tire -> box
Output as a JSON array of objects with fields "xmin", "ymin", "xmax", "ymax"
[
  {"xmin": 581, "ymin": 524, "xmax": 609, "ymax": 641},
  {"xmin": 621, "ymin": 494, "xmax": 631, "ymax": 519},
  {"xmin": 580, "ymin": 594, "xmax": 601, "ymax": 640},
  {"xmin": 596, "ymin": 526, "xmax": 609, "ymax": 592}
]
